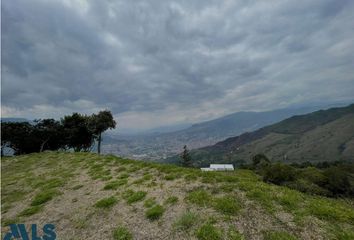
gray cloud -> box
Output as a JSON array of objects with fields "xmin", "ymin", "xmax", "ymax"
[{"xmin": 2, "ymin": 0, "xmax": 354, "ymax": 130}]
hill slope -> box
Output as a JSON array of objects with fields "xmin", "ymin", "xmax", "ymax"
[
  {"xmin": 103, "ymin": 106, "xmax": 323, "ymax": 160},
  {"xmin": 2, "ymin": 152, "xmax": 354, "ymax": 239},
  {"xmin": 181, "ymin": 104, "xmax": 354, "ymax": 167}
]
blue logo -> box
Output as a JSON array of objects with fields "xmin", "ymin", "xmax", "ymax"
[{"xmin": 3, "ymin": 224, "xmax": 56, "ymax": 240}]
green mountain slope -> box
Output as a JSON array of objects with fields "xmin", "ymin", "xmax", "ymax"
[
  {"xmin": 186, "ymin": 104, "xmax": 354, "ymax": 167},
  {"xmin": 1, "ymin": 152, "xmax": 353, "ymax": 239}
]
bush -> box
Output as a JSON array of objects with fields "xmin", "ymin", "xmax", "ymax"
[
  {"xmin": 195, "ymin": 223, "xmax": 222, "ymax": 240},
  {"xmin": 262, "ymin": 163, "xmax": 296, "ymax": 184},
  {"xmin": 113, "ymin": 226, "xmax": 132, "ymax": 240},
  {"xmin": 324, "ymin": 167, "xmax": 351, "ymax": 196},
  {"xmin": 145, "ymin": 205, "xmax": 164, "ymax": 221}
]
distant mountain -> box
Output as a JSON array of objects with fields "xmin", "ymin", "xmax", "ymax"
[
  {"xmin": 103, "ymin": 105, "xmax": 334, "ymax": 160},
  {"xmin": 177, "ymin": 104, "xmax": 354, "ymax": 167},
  {"xmin": 1, "ymin": 118, "xmax": 29, "ymax": 123}
]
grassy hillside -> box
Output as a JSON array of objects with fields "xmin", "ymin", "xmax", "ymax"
[
  {"xmin": 186, "ymin": 104, "xmax": 354, "ymax": 166},
  {"xmin": 1, "ymin": 152, "xmax": 354, "ymax": 239}
]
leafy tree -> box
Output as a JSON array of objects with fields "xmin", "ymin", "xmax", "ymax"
[
  {"xmin": 1, "ymin": 122, "xmax": 38, "ymax": 155},
  {"xmin": 33, "ymin": 119, "xmax": 65, "ymax": 152},
  {"xmin": 262, "ymin": 163, "xmax": 296, "ymax": 184},
  {"xmin": 252, "ymin": 153, "xmax": 270, "ymax": 166},
  {"xmin": 89, "ymin": 110, "xmax": 116, "ymax": 154},
  {"xmin": 62, "ymin": 113, "xmax": 94, "ymax": 152},
  {"xmin": 324, "ymin": 167, "xmax": 351, "ymax": 196},
  {"xmin": 181, "ymin": 145, "xmax": 192, "ymax": 167}
]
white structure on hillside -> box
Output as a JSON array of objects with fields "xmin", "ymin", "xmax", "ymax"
[{"xmin": 201, "ymin": 164, "xmax": 234, "ymax": 171}]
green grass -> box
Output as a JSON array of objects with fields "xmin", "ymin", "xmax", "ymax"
[
  {"xmin": 227, "ymin": 227, "xmax": 244, "ymax": 240},
  {"xmin": 72, "ymin": 184, "xmax": 84, "ymax": 190},
  {"xmin": 186, "ymin": 189, "xmax": 212, "ymax": 207},
  {"xmin": 164, "ymin": 196, "xmax": 178, "ymax": 205},
  {"xmin": 19, "ymin": 205, "xmax": 43, "ymax": 217},
  {"xmin": 31, "ymin": 189, "xmax": 60, "ymax": 206},
  {"xmin": 113, "ymin": 226, "xmax": 133, "ymax": 240},
  {"xmin": 195, "ymin": 223, "xmax": 222, "ymax": 240},
  {"xmin": 213, "ymin": 196, "xmax": 240, "ymax": 215},
  {"xmin": 173, "ymin": 211, "xmax": 199, "ymax": 231},
  {"xmin": 94, "ymin": 196, "xmax": 118, "ymax": 208},
  {"xmin": 144, "ymin": 198, "xmax": 157, "ymax": 208},
  {"xmin": 145, "ymin": 205, "xmax": 164, "ymax": 221},
  {"xmin": 123, "ymin": 190, "xmax": 147, "ymax": 204},
  {"xmin": 263, "ymin": 231, "xmax": 298, "ymax": 240}
]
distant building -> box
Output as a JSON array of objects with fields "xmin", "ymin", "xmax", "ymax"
[{"xmin": 201, "ymin": 164, "xmax": 234, "ymax": 171}]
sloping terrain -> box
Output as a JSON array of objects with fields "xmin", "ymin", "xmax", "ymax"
[
  {"xmin": 185, "ymin": 104, "xmax": 354, "ymax": 167},
  {"xmin": 103, "ymin": 106, "xmax": 322, "ymax": 160},
  {"xmin": 1, "ymin": 152, "xmax": 354, "ymax": 239}
]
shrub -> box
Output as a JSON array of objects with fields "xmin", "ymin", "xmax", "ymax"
[
  {"xmin": 173, "ymin": 211, "xmax": 199, "ymax": 231},
  {"xmin": 195, "ymin": 223, "xmax": 222, "ymax": 240},
  {"xmin": 262, "ymin": 163, "xmax": 296, "ymax": 184},
  {"xmin": 94, "ymin": 196, "xmax": 118, "ymax": 208},
  {"xmin": 113, "ymin": 226, "xmax": 132, "ymax": 240},
  {"xmin": 324, "ymin": 167, "xmax": 351, "ymax": 196},
  {"xmin": 145, "ymin": 205, "xmax": 164, "ymax": 221}
]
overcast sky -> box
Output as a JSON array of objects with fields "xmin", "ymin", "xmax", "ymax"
[{"xmin": 2, "ymin": 0, "xmax": 354, "ymax": 131}]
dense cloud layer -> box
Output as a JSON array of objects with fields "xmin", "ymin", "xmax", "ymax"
[{"xmin": 2, "ymin": 0, "xmax": 354, "ymax": 130}]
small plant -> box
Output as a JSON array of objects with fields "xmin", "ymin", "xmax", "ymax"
[
  {"xmin": 113, "ymin": 226, "xmax": 132, "ymax": 240},
  {"xmin": 31, "ymin": 189, "xmax": 60, "ymax": 206},
  {"xmin": 213, "ymin": 196, "xmax": 240, "ymax": 215},
  {"xmin": 118, "ymin": 173, "xmax": 130, "ymax": 179},
  {"xmin": 94, "ymin": 196, "xmax": 118, "ymax": 208},
  {"xmin": 123, "ymin": 190, "xmax": 147, "ymax": 204},
  {"xmin": 144, "ymin": 198, "xmax": 157, "ymax": 208},
  {"xmin": 195, "ymin": 223, "xmax": 222, "ymax": 240},
  {"xmin": 145, "ymin": 205, "xmax": 164, "ymax": 221},
  {"xmin": 164, "ymin": 196, "xmax": 178, "ymax": 205},
  {"xmin": 19, "ymin": 205, "xmax": 43, "ymax": 216},
  {"xmin": 103, "ymin": 179, "xmax": 127, "ymax": 190},
  {"xmin": 173, "ymin": 211, "xmax": 198, "ymax": 231}
]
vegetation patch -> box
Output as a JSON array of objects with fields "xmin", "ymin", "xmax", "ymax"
[
  {"xmin": 31, "ymin": 189, "xmax": 60, "ymax": 206},
  {"xmin": 164, "ymin": 196, "xmax": 178, "ymax": 205},
  {"xmin": 103, "ymin": 179, "xmax": 128, "ymax": 190},
  {"xmin": 144, "ymin": 198, "xmax": 157, "ymax": 208},
  {"xmin": 123, "ymin": 190, "xmax": 147, "ymax": 204},
  {"xmin": 113, "ymin": 226, "xmax": 133, "ymax": 240},
  {"xmin": 186, "ymin": 189, "xmax": 212, "ymax": 207},
  {"xmin": 173, "ymin": 211, "xmax": 199, "ymax": 231},
  {"xmin": 145, "ymin": 205, "xmax": 164, "ymax": 221},
  {"xmin": 94, "ymin": 196, "xmax": 118, "ymax": 208},
  {"xmin": 213, "ymin": 196, "xmax": 240, "ymax": 215},
  {"xmin": 195, "ymin": 223, "xmax": 222, "ymax": 240},
  {"xmin": 19, "ymin": 205, "xmax": 43, "ymax": 217}
]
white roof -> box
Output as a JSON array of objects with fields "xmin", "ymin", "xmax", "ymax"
[{"xmin": 210, "ymin": 164, "xmax": 234, "ymax": 169}]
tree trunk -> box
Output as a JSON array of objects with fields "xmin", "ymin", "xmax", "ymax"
[
  {"xmin": 40, "ymin": 138, "xmax": 50, "ymax": 152},
  {"xmin": 98, "ymin": 132, "xmax": 101, "ymax": 154}
]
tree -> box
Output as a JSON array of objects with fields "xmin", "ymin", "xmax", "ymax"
[
  {"xmin": 89, "ymin": 110, "xmax": 116, "ymax": 154},
  {"xmin": 180, "ymin": 145, "xmax": 192, "ymax": 167},
  {"xmin": 62, "ymin": 113, "xmax": 94, "ymax": 152},
  {"xmin": 33, "ymin": 119, "xmax": 65, "ymax": 152}
]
